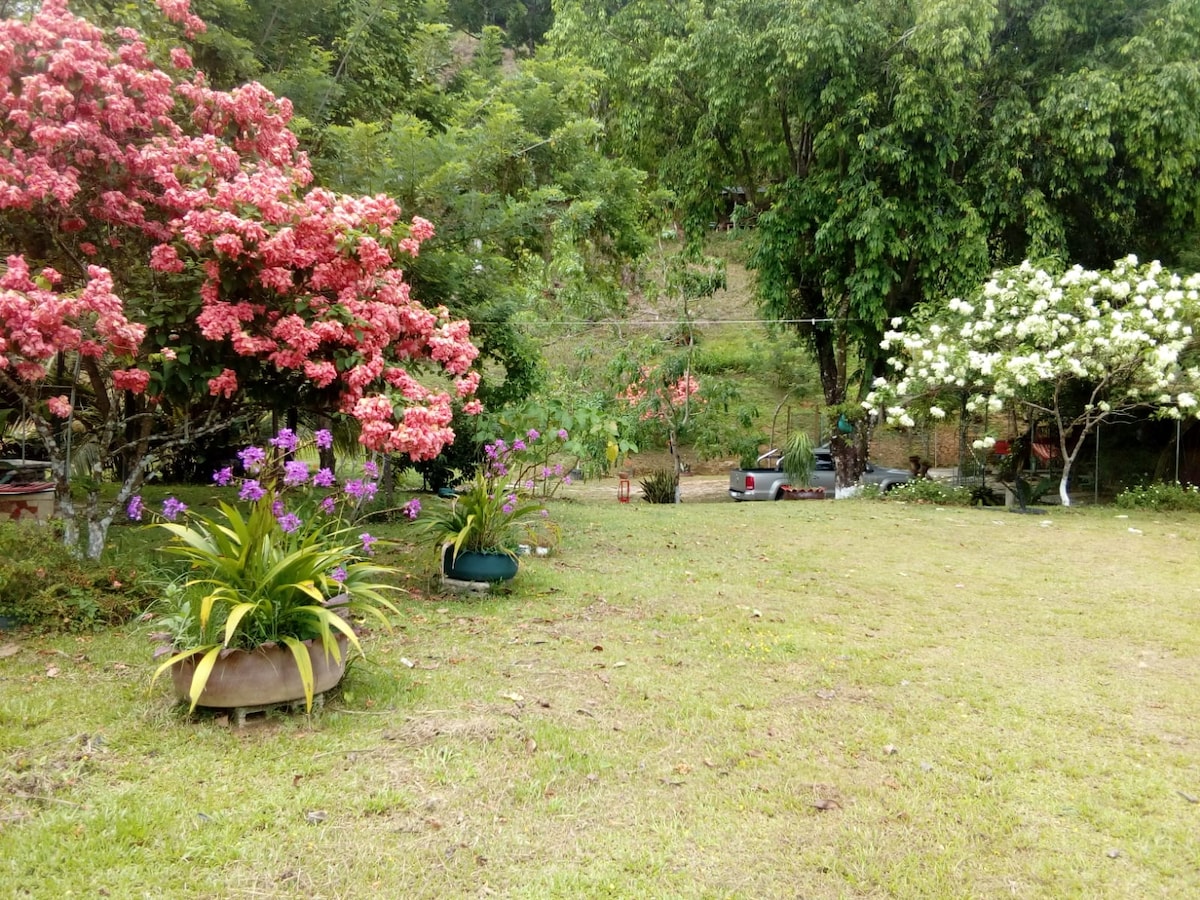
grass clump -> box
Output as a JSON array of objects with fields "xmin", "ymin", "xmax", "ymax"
[
  {"xmin": 1115, "ymin": 481, "xmax": 1200, "ymax": 511},
  {"xmin": 0, "ymin": 521, "xmax": 148, "ymax": 631}
]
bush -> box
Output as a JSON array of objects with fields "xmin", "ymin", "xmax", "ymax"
[
  {"xmin": 870, "ymin": 479, "xmax": 975, "ymax": 506},
  {"xmin": 0, "ymin": 522, "xmax": 148, "ymax": 631},
  {"xmin": 639, "ymin": 469, "xmax": 679, "ymax": 504},
  {"xmin": 1114, "ymin": 482, "xmax": 1200, "ymax": 512},
  {"xmin": 691, "ymin": 343, "xmax": 757, "ymax": 375}
]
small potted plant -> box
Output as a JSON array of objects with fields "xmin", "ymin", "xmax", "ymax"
[
  {"xmin": 417, "ymin": 434, "xmax": 557, "ymax": 582},
  {"xmin": 779, "ymin": 431, "xmax": 824, "ymax": 500},
  {"xmin": 141, "ymin": 428, "xmax": 401, "ymax": 713}
]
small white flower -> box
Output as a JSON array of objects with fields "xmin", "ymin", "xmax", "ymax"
[{"xmin": 929, "ymin": 406, "xmax": 946, "ymax": 419}]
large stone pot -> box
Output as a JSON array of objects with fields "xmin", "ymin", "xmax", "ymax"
[
  {"xmin": 442, "ymin": 548, "xmax": 519, "ymax": 582},
  {"xmin": 170, "ymin": 633, "xmax": 349, "ymax": 709}
]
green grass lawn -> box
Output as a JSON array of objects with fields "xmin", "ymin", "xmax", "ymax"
[{"xmin": 2, "ymin": 498, "xmax": 1199, "ymax": 897}]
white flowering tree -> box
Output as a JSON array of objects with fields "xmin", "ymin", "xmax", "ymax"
[{"xmin": 866, "ymin": 257, "xmax": 1200, "ymax": 506}]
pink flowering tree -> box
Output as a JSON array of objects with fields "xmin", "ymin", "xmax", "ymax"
[
  {"xmin": 620, "ymin": 363, "xmax": 702, "ymax": 503},
  {"xmin": 0, "ymin": 1, "xmax": 480, "ymax": 558}
]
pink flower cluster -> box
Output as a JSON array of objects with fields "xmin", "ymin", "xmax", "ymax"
[
  {"xmin": 0, "ymin": 257, "xmax": 144, "ymax": 380},
  {"xmin": 620, "ymin": 366, "xmax": 702, "ymax": 422},
  {"xmin": 0, "ymin": 0, "xmax": 481, "ymax": 457}
]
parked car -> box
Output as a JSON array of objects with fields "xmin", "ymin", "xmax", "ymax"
[{"xmin": 729, "ymin": 445, "xmax": 911, "ymax": 500}]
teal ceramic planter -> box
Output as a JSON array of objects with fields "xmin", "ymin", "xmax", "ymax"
[{"xmin": 443, "ymin": 548, "xmax": 519, "ymax": 582}]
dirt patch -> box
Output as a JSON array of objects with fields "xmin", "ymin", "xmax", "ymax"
[{"xmin": 559, "ymin": 472, "xmax": 732, "ymax": 504}]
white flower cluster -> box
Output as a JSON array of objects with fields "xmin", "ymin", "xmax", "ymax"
[{"xmin": 865, "ymin": 258, "xmax": 1200, "ymax": 430}]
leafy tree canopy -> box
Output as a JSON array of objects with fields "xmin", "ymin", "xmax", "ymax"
[{"xmin": 551, "ymin": 0, "xmax": 1200, "ymax": 483}]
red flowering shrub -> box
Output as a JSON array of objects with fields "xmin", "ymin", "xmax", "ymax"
[{"xmin": 0, "ymin": 0, "xmax": 480, "ymax": 557}]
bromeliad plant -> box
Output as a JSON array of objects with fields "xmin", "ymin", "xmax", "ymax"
[{"xmin": 142, "ymin": 428, "xmax": 400, "ymax": 711}]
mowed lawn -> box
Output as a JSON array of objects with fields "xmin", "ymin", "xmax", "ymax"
[{"xmin": 2, "ymin": 497, "xmax": 1199, "ymax": 898}]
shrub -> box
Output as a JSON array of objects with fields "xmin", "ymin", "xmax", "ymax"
[
  {"xmin": 639, "ymin": 469, "xmax": 679, "ymax": 504},
  {"xmin": 692, "ymin": 343, "xmax": 757, "ymax": 375},
  {"xmin": 873, "ymin": 479, "xmax": 975, "ymax": 506},
  {"xmin": 1115, "ymin": 482, "xmax": 1200, "ymax": 512},
  {"xmin": 0, "ymin": 522, "xmax": 147, "ymax": 631}
]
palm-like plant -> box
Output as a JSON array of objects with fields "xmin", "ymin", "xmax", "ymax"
[{"xmin": 781, "ymin": 431, "xmax": 816, "ymax": 488}]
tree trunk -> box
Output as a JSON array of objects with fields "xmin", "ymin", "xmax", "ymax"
[
  {"xmin": 810, "ymin": 319, "xmax": 866, "ymax": 494},
  {"xmin": 669, "ymin": 427, "xmax": 682, "ymax": 504}
]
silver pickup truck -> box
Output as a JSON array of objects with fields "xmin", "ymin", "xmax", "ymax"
[{"xmin": 729, "ymin": 445, "xmax": 911, "ymax": 500}]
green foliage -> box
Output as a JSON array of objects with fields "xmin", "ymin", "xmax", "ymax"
[
  {"xmin": 0, "ymin": 522, "xmax": 146, "ymax": 631},
  {"xmin": 1115, "ymin": 481, "xmax": 1200, "ymax": 512},
  {"xmin": 478, "ymin": 396, "xmax": 637, "ymax": 487},
  {"xmin": 313, "ymin": 53, "xmax": 650, "ymax": 401},
  {"xmin": 871, "ymin": 479, "xmax": 975, "ymax": 506},
  {"xmin": 553, "ymin": 0, "xmax": 1200, "ymax": 457},
  {"xmin": 638, "ymin": 468, "xmax": 678, "ymax": 504},
  {"xmin": 734, "ymin": 435, "xmax": 770, "ymax": 470},
  {"xmin": 780, "ymin": 431, "xmax": 816, "ymax": 487}
]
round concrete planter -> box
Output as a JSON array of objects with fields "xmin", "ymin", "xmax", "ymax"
[
  {"xmin": 170, "ymin": 633, "xmax": 349, "ymax": 709},
  {"xmin": 443, "ymin": 548, "xmax": 519, "ymax": 582}
]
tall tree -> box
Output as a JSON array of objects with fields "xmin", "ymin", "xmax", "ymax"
[{"xmin": 552, "ymin": 0, "xmax": 1200, "ymax": 489}]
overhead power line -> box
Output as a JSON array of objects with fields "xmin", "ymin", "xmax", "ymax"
[{"xmin": 464, "ymin": 317, "xmax": 851, "ymax": 327}]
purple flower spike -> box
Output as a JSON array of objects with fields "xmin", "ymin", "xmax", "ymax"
[
  {"xmin": 213, "ymin": 466, "xmax": 234, "ymax": 486},
  {"xmin": 360, "ymin": 532, "xmax": 377, "ymax": 555},
  {"xmin": 162, "ymin": 497, "xmax": 188, "ymax": 522},
  {"xmin": 557, "ymin": 429, "xmax": 568, "ymax": 440},
  {"xmin": 126, "ymin": 495, "xmax": 144, "ymax": 521},
  {"xmin": 513, "ymin": 439, "xmax": 527, "ymax": 452},
  {"xmin": 283, "ymin": 460, "xmax": 309, "ymax": 486},
  {"xmin": 312, "ymin": 467, "xmax": 336, "ymax": 488},
  {"xmin": 363, "ymin": 460, "xmax": 379, "ymax": 478},
  {"xmin": 344, "ymin": 479, "xmax": 366, "ymax": 499},
  {"xmin": 527, "ymin": 429, "xmax": 540, "ymax": 440},
  {"xmin": 238, "ymin": 446, "xmax": 266, "ymax": 472},
  {"xmin": 269, "ymin": 428, "xmax": 299, "ymax": 452},
  {"xmin": 277, "ymin": 512, "xmax": 302, "ymax": 533},
  {"xmin": 402, "ymin": 498, "xmax": 421, "ymax": 520},
  {"xmin": 331, "ymin": 566, "xmax": 348, "ymax": 583},
  {"xmin": 314, "ymin": 429, "xmax": 333, "ymax": 449},
  {"xmin": 239, "ymin": 480, "xmax": 265, "ymax": 502},
  {"xmin": 320, "ymin": 496, "xmax": 337, "ymax": 514}
]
